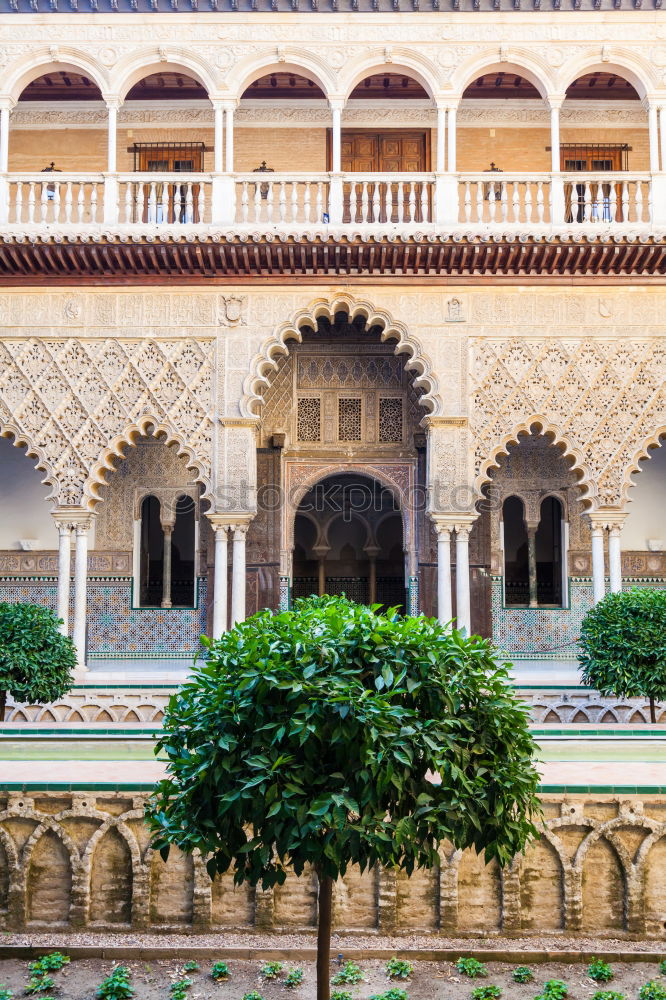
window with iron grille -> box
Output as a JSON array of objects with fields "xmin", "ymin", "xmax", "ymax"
[
  {"xmin": 378, "ymin": 397, "xmax": 403, "ymax": 443},
  {"xmin": 297, "ymin": 397, "xmax": 321, "ymax": 442},
  {"xmin": 338, "ymin": 398, "xmax": 362, "ymax": 441}
]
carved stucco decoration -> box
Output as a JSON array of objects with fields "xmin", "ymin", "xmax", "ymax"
[
  {"xmin": 241, "ymin": 293, "xmax": 442, "ymax": 419},
  {"xmin": 0, "ymin": 337, "xmax": 215, "ymax": 509},
  {"xmin": 471, "ymin": 338, "xmax": 666, "ymax": 510}
]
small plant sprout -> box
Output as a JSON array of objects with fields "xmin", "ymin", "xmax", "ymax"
[
  {"xmin": 260, "ymin": 962, "xmax": 283, "ymax": 981},
  {"xmin": 182, "ymin": 962, "xmax": 199, "ymax": 973},
  {"xmin": 539, "ymin": 982, "xmax": 568, "ymax": 1000},
  {"xmin": 385, "ymin": 959, "xmax": 413, "ymax": 981},
  {"xmin": 25, "ymin": 976, "xmax": 56, "ymax": 996},
  {"xmin": 28, "ymin": 955, "xmax": 70, "ymax": 975},
  {"xmin": 660, "ymin": 961, "xmax": 666, "ymax": 977},
  {"xmin": 368, "ymin": 990, "xmax": 409, "ymax": 1000},
  {"xmin": 331, "ymin": 993, "xmax": 354, "ymax": 1000},
  {"xmin": 512, "ymin": 967, "xmax": 533, "ymax": 984},
  {"xmin": 471, "ymin": 987, "xmax": 502, "ymax": 1000},
  {"xmin": 639, "ymin": 985, "xmax": 666, "ymax": 1000},
  {"xmin": 456, "ymin": 958, "xmax": 488, "ymax": 979},
  {"xmin": 0, "ymin": 988, "xmax": 13, "ymax": 1000},
  {"xmin": 285, "ymin": 969, "xmax": 304, "ymax": 989},
  {"xmin": 96, "ymin": 966, "xmax": 135, "ymax": 1000},
  {"xmin": 588, "ymin": 960, "xmax": 614, "ymax": 983},
  {"xmin": 331, "ymin": 962, "xmax": 364, "ymax": 986},
  {"xmin": 169, "ymin": 979, "xmax": 193, "ymax": 1000},
  {"xmin": 210, "ymin": 962, "xmax": 230, "ymax": 981},
  {"xmin": 242, "ymin": 993, "xmax": 265, "ymax": 1000},
  {"xmin": 591, "ymin": 993, "xmax": 625, "ymax": 1000}
]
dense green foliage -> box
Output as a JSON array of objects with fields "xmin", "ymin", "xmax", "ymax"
[
  {"xmin": 456, "ymin": 958, "xmax": 488, "ymax": 979},
  {"xmin": 512, "ymin": 967, "xmax": 533, "ymax": 983},
  {"xmin": 0, "ymin": 602, "xmax": 76, "ymax": 719},
  {"xmin": 28, "ymin": 954, "xmax": 69, "ymax": 975},
  {"xmin": 579, "ymin": 588, "xmax": 666, "ymax": 721},
  {"xmin": 169, "ymin": 979, "xmax": 192, "ymax": 999},
  {"xmin": 368, "ymin": 990, "xmax": 409, "ymax": 1000},
  {"xmin": 587, "ymin": 959, "xmax": 614, "ymax": 983},
  {"xmin": 639, "ymin": 984, "xmax": 666, "ymax": 1000},
  {"xmin": 538, "ymin": 981, "xmax": 568, "ymax": 1000},
  {"xmin": 241, "ymin": 993, "xmax": 265, "ymax": 1000},
  {"xmin": 330, "ymin": 992, "xmax": 353, "ymax": 1000},
  {"xmin": 0, "ymin": 987, "xmax": 12, "ymax": 1000},
  {"xmin": 260, "ymin": 963, "xmax": 283, "ymax": 980},
  {"xmin": 285, "ymin": 969, "xmax": 305, "ymax": 988},
  {"xmin": 591, "ymin": 993, "xmax": 625, "ymax": 1000},
  {"xmin": 147, "ymin": 595, "xmax": 540, "ymax": 1000},
  {"xmin": 385, "ymin": 959, "xmax": 413, "ymax": 981},
  {"xmin": 96, "ymin": 967, "xmax": 134, "ymax": 1000}
]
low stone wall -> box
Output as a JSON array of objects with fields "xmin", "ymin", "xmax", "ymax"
[{"xmin": 1, "ymin": 792, "xmax": 665, "ymax": 937}]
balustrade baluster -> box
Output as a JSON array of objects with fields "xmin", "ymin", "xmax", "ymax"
[
  {"xmin": 621, "ymin": 182, "xmax": 629, "ymax": 224},
  {"xmin": 349, "ymin": 181, "xmax": 357, "ymax": 224},
  {"xmin": 464, "ymin": 181, "xmax": 471, "ymax": 223},
  {"xmin": 90, "ymin": 183, "xmax": 98, "ymax": 224},
  {"xmin": 279, "ymin": 181, "xmax": 287, "ymax": 222},
  {"xmin": 420, "ymin": 181, "xmax": 428, "ymax": 223},
  {"xmin": 512, "ymin": 183, "xmax": 520, "ymax": 223},
  {"xmin": 124, "ymin": 183, "xmax": 132, "ymax": 224},
  {"xmin": 361, "ymin": 182, "xmax": 369, "ymax": 224},
  {"xmin": 404, "ymin": 182, "xmax": 413, "ymax": 224},
  {"xmin": 500, "ymin": 183, "xmax": 508, "ymax": 223},
  {"xmin": 476, "ymin": 181, "xmax": 483, "ymax": 223},
  {"xmin": 185, "ymin": 183, "xmax": 193, "ymax": 224},
  {"xmin": 197, "ymin": 182, "xmax": 205, "ymax": 223},
  {"xmin": 635, "ymin": 181, "xmax": 643, "ymax": 223},
  {"xmin": 316, "ymin": 182, "xmax": 323, "ymax": 224},
  {"xmin": 291, "ymin": 182, "xmax": 299, "ymax": 223},
  {"xmin": 609, "ymin": 184, "xmax": 617, "ymax": 224},
  {"xmin": 65, "ymin": 182, "xmax": 73, "ymax": 224},
  {"xmin": 241, "ymin": 182, "xmax": 249, "ymax": 222},
  {"xmin": 136, "ymin": 183, "xmax": 144, "ymax": 224},
  {"xmin": 396, "ymin": 181, "xmax": 404, "ymax": 224},
  {"xmin": 40, "ymin": 183, "xmax": 48, "ymax": 223},
  {"xmin": 14, "ymin": 183, "xmax": 22, "ymax": 224},
  {"xmin": 385, "ymin": 181, "xmax": 394, "ymax": 224},
  {"xmin": 28, "ymin": 183, "xmax": 36, "ymax": 224},
  {"xmin": 161, "ymin": 182, "xmax": 169, "ymax": 224},
  {"xmin": 253, "ymin": 182, "xmax": 261, "ymax": 223},
  {"xmin": 372, "ymin": 182, "xmax": 381, "ymax": 223},
  {"xmin": 304, "ymin": 183, "xmax": 312, "ymax": 224},
  {"xmin": 52, "ymin": 181, "xmax": 60, "ymax": 224},
  {"xmin": 148, "ymin": 182, "xmax": 157, "ymax": 224},
  {"xmin": 583, "ymin": 183, "xmax": 592, "ymax": 223},
  {"xmin": 266, "ymin": 182, "xmax": 274, "ymax": 223},
  {"xmin": 536, "ymin": 181, "xmax": 544, "ymax": 224},
  {"xmin": 488, "ymin": 185, "xmax": 496, "ymax": 223},
  {"xmin": 524, "ymin": 184, "xmax": 532, "ymax": 223},
  {"xmin": 76, "ymin": 185, "xmax": 85, "ymax": 223}
]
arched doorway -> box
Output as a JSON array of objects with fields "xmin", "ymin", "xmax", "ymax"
[{"xmin": 292, "ymin": 473, "xmax": 406, "ymax": 612}]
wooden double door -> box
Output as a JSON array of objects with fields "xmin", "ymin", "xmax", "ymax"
[{"xmin": 335, "ymin": 130, "xmax": 430, "ymax": 223}]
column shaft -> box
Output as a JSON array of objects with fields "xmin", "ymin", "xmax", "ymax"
[
  {"xmin": 660, "ymin": 106, "xmax": 666, "ymax": 175},
  {"xmin": 446, "ymin": 106, "xmax": 457, "ymax": 173},
  {"xmin": 161, "ymin": 527, "xmax": 173, "ymax": 609},
  {"xmin": 437, "ymin": 528, "xmax": 453, "ymax": 626},
  {"xmin": 649, "ymin": 104, "xmax": 660, "ymax": 172},
  {"xmin": 72, "ymin": 523, "xmax": 89, "ymax": 671},
  {"xmin": 225, "ymin": 108, "xmax": 235, "ymax": 173},
  {"xmin": 436, "ymin": 107, "xmax": 446, "ymax": 173},
  {"xmin": 527, "ymin": 524, "xmax": 539, "ymax": 608},
  {"xmin": 231, "ymin": 526, "xmax": 247, "ymax": 626},
  {"xmin": 591, "ymin": 524, "xmax": 606, "ymax": 604},
  {"xmin": 212, "ymin": 526, "xmax": 228, "ymax": 638},
  {"xmin": 455, "ymin": 527, "xmax": 471, "ymax": 634},
  {"xmin": 608, "ymin": 526, "xmax": 623, "ymax": 594},
  {"xmin": 318, "ymin": 558, "xmax": 326, "ymax": 597},
  {"xmin": 56, "ymin": 524, "xmax": 72, "ymax": 635},
  {"xmin": 106, "ymin": 104, "xmax": 117, "ymax": 173},
  {"xmin": 368, "ymin": 558, "xmax": 376, "ymax": 605},
  {"xmin": 0, "ymin": 106, "xmax": 9, "ymax": 173},
  {"xmin": 550, "ymin": 105, "xmax": 561, "ymax": 173},
  {"xmin": 214, "ymin": 104, "xmax": 224, "ymax": 174}
]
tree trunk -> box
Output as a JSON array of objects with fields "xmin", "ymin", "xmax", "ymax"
[
  {"xmin": 650, "ymin": 694, "xmax": 657, "ymax": 724},
  {"xmin": 316, "ymin": 872, "xmax": 333, "ymax": 1000},
  {"xmin": 0, "ymin": 690, "xmax": 5, "ymax": 722}
]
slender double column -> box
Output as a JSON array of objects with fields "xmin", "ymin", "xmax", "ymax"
[
  {"xmin": 207, "ymin": 516, "xmax": 252, "ymax": 637},
  {"xmin": 211, "ymin": 522, "xmax": 229, "ymax": 638},
  {"xmin": 72, "ymin": 516, "xmax": 93, "ymax": 672},
  {"xmin": 432, "ymin": 516, "xmax": 475, "ymax": 634},
  {"xmin": 160, "ymin": 515, "xmax": 175, "ymax": 609},
  {"xmin": 230, "ymin": 523, "xmax": 248, "ymax": 626},
  {"xmin": 589, "ymin": 512, "xmax": 626, "ymax": 604},
  {"xmin": 52, "ymin": 515, "xmax": 73, "ymax": 635}
]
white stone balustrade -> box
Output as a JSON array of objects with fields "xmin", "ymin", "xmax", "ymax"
[{"xmin": 1, "ymin": 169, "xmax": 663, "ymax": 234}]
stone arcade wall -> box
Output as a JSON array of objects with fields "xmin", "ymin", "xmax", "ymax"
[{"xmin": 1, "ymin": 792, "xmax": 666, "ymax": 937}]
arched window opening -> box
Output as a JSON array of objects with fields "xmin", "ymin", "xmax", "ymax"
[
  {"xmin": 139, "ymin": 495, "xmax": 164, "ymax": 607},
  {"xmin": 172, "ymin": 495, "xmax": 196, "ymax": 607},
  {"xmin": 536, "ymin": 496, "xmax": 564, "ymax": 607},
  {"xmin": 502, "ymin": 496, "xmax": 529, "ymax": 607}
]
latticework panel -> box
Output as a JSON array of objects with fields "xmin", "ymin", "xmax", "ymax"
[
  {"xmin": 297, "ymin": 397, "xmax": 321, "ymax": 442},
  {"xmin": 379, "ymin": 397, "xmax": 403, "ymax": 443},
  {"xmin": 338, "ymin": 398, "xmax": 362, "ymax": 441}
]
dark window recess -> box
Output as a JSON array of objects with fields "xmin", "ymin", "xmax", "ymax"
[
  {"xmin": 131, "ymin": 142, "xmax": 205, "ymax": 172},
  {"xmin": 557, "ymin": 142, "xmax": 630, "ymax": 171}
]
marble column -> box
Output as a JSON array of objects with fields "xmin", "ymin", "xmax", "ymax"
[
  {"xmin": 161, "ymin": 523, "xmax": 173, "ymax": 609},
  {"xmin": 590, "ymin": 521, "xmax": 606, "ymax": 604},
  {"xmin": 331, "ymin": 104, "xmax": 342, "ymax": 173},
  {"xmin": 608, "ymin": 522, "xmax": 624, "ymax": 594},
  {"xmin": 454, "ymin": 525, "xmax": 471, "ymax": 634},
  {"xmin": 72, "ymin": 520, "xmax": 91, "ymax": 672},
  {"xmin": 225, "ymin": 106, "xmax": 235, "ymax": 173},
  {"xmin": 231, "ymin": 524, "xmax": 248, "ymax": 626},
  {"xmin": 55, "ymin": 520, "xmax": 72, "ymax": 635},
  {"xmin": 447, "ymin": 106, "xmax": 457, "ymax": 173},
  {"xmin": 648, "ymin": 102, "xmax": 660, "ymax": 173},
  {"xmin": 0, "ymin": 103, "xmax": 10, "ymax": 173},
  {"xmin": 436, "ymin": 525, "xmax": 453, "ymax": 626},
  {"xmin": 213, "ymin": 103, "xmax": 224, "ymax": 174},
  {"xmin": 526, "ymin": 520, "xmax": 539, "ymax": 608},
  {"xmin": 212, "ymin": 523, "xmax": 228, "ymax": 639},
  {"xmin": 436, "ymin": 106, "xmax": 446, "ymax": 173},
  {"xmin": 106, "ymin": 102, "xmax": 118, "ymax": 173}
]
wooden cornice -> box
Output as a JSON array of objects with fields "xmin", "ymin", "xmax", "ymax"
[{"xmin": 0, "ymin": 235, "xmax": 665, "ymax": 283}]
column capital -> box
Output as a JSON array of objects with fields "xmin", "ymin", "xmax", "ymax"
[
  {"xmin": 588, "ymin": 510, "xmax": 627, "ymax": 532},
  {"xmin": 0, "ymin": 97, "xmax": 16, "ymax": 112},
  {"xmin": 546, "ymin": 95, "xmax": 566, "ymax": 112},
  {"xmin": 328, "ymin": 96, "xmax": 346, "ymax": 112},
  {"xmin": 104, "ymin": 97, "xmax": 122, "ymax": 111}
]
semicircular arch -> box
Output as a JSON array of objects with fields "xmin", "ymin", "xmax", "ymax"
[
  {"xmin": 0, "ymin": 423, "xmax": 60, "ymax": 504},
  {"xmin": 232, "ymin": 51, "xmax": 335, "ymax": 102},
  {"xmin": 115, "ymin": 51, "xmax": 217, "ymax": 102},
  {"xmin": 618, "ymin": 426, "xmax": 666, "ymax": 507},
  {"xmin": 4, "ymin": 50, "xmax": 110, "ymax": 103},
  {"xmin": 451, "ymin": 52, "xmax": 553, "ymax": 103},
  {"xmin": 340, "ymin": 49, "xmax": 439, "ymax": 102},
  {"xmin": 557, "ymin": 52, "xmax": 654, "ymax": 101}
]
